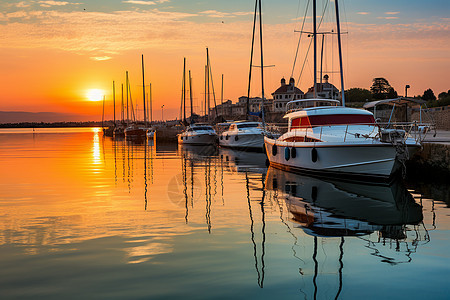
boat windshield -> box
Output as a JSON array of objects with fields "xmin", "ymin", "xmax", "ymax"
[
  {"xmin": 286, "ymin": 99, "xmax": 339, "ymax": 112},
  {"xmin": 291, "ymin": 114, "xmax": 375, "ymax": 129},
  {"xmin": 237, "ymin": 123, "xmax": 260, "ymax": 129}
]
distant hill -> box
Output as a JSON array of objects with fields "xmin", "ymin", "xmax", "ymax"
[{"xmin": 0, "ymin": 111, "xmax": 96, "ymax": 123}]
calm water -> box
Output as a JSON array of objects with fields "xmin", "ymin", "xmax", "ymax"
[{"xmin": 0, "ymin": 128, "xmax": 449, "ymax": 299}]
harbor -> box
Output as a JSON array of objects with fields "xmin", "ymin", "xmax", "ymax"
[
  {"xmin": 0, "ymin": 127, "xmax": 449, "ymax": 299},
  {"xmin": 1, "ymin": 0, "xmax": 449, "ymax": 299}
]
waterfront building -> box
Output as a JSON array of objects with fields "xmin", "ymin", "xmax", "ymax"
[{"xmin": 272, "ymin": 78, "xmax": 304, "ymax": 112}]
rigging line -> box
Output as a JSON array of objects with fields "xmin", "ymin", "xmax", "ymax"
[
  {"xmin": 291, "ymin": 0, "xmax": 311, "ymax": 78},
  {"xmin": 296, "ymin": 0, "xmax": 329, "ymax": 86},
  {"xmin": 207, "ymin": 50, "xmax": 219, "ymax": 118},
  {"xmin": 246, "ymin": 0, "xmax": 258, "ymax": 117}
]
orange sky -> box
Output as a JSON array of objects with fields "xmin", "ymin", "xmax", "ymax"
[{"xmin": 0, "ymin": 1, "xmax": 449, "ymax": 121}]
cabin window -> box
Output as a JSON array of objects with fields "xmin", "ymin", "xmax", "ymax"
[
  {"xmin": 237, "ymin": 123, "xmax": 259, "ymax": 129},
  {"xmin": 290, "ymin": 117, "xmax": 311, "ymax": 129}
]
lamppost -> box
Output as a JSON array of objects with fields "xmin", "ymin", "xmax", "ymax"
[
  {"xmin": 161, "ymin": 105, "xmax": 164, "ymax": 122},
  {"xmin": 405, "ymin": 85, "xmax": 410, "ymax": 98}
]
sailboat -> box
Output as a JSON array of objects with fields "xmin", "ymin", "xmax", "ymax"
[
  {"xmin": 146, "ymin": 83, "xmax": 155, "ymax": 138},
  {"xmin": 114, "ymin": 83, "xmax": 126, "ymax": 138},
  {"xmin": 178, "ymin": 57, "xmax": 218, "ymax": 145},
  {"xmin": 218, "ymin": 3, "xmax": 266, "ymax": 151},
  {"xmin": 125, "ymin": 56, "xmax": 148, "ymax": 140},
  {"xmin": 264, "ymin": 0, "xmax": 422, "ymax": 181}
]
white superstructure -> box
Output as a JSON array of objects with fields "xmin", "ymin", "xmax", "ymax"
[
  {"xmin": 218, "ymin": 121, "xmax": 264, "ymax": 151},
  {"xmin": 178, "ymin": 123, "xmax": 217, "ymax": 145}
]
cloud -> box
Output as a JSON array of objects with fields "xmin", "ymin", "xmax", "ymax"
[
  {"xmin": 38, "ymin": 1, "xmax": 70, "ymax": 6},
  {"xmin": 90, "ymin": 56, "xmax": 112, "ymax": 61},
  {"xmin": 385, "ymin": 12, "xmax": 400, "ymax": 15},
  {"xmin": 123, "ymin": 1, "xmax": 157, "ymax": 5},
  {"xmin": 357, "ymin": 12, "xmax": 370, "ymax": 15},
  {"xmin": 378, "ymin": 17, "xmax": 399, "ymax": 20},
  {"xmin": 199, "ymin": 10, "xmax": 253, "ymax": 18},
  {"xmin": 122, "ymin": 0, "xmax": 170, "ymax": 4},
  {"xmin": 16, "ymin": 1, "xmax": 32, "ymax": 8}
]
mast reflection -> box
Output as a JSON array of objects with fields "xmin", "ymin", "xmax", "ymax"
[{"xmin": 265, "ymin": 167, "xmax": 426, "ymax": 298}]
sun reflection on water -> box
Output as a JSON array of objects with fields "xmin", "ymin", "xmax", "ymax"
[{"xmin": 92, "ymin": 131, "xmax": 101, "ymax": 165}]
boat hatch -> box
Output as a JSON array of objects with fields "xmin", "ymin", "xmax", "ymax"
[{"xmin": 291, "ymin": 114, "xmax": 375, "ymax": 130}]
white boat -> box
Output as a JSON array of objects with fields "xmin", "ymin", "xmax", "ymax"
[
  {"xmin": 265, "ymin": 99, "xmax": 422, "ymax": 181},
  {"xmin": 218, "ymin": 121, "xmax": 264, "ymax": 151},
  {"xmin": 177, "ymin": 123, "xmax": 217, "ymax": 145}
]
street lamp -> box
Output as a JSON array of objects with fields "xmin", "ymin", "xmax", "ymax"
[
  {"xmin": 161, "ymin": 105, "xmax": 164, "ymax": 122},
  {"xmin": 405, "ymin": 85, "xmax": 410, "ymax": 98}
]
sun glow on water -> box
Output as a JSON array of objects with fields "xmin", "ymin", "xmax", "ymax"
[{"xmin": 86, "ymin": 89, "xmax": 104, "ymax": 102}]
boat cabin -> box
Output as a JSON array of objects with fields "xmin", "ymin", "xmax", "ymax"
[
  {"xmin": 188, "ymin": 125, "xmax": 214, "ymax": 132},
  {"xmin": 286, "ymin": 98, "xmax": 340, "ymax": 113},
  {"xmin": 286, "ymin": 107, "xmax": 376, "ymax": 131}
]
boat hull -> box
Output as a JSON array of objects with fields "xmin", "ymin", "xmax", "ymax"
[
  {"xmin": 219, "ymin": 133, "xmax": 264, "ymax": 151},
  {"xmin": 264, "ymin": 137, "xmax": 419, "ymax": 181},
  {"xmin": 178, "ymin": 133, "xmax": 217, "ymax": 145}
]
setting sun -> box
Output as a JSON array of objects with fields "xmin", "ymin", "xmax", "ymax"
[{"xmin": 86, "ymin": 89, "xmax": 104, "ymax": 102}]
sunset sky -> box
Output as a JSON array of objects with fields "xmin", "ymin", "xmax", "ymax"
[{"xmin": 0, "ymin": 0, "xmax": 449, "ymax": 121}]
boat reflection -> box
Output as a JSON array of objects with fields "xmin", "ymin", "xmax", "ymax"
[
  {"xmin": 265, "ymin": 168, "xmax": 428, "ymax": 298},
  {"xmin": 219, "ymin": 148, "xmax": 267, "ymax": 173},
  {"xmin": 266, "ymin": 167, "xmax": 427, "ymax": 260}
]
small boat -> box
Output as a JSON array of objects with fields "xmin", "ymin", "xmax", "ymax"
[
  {"xmin": 125, "ymin": 123, "xmax": 146, "ymax": 139},
  {"xmin": 113, "ymin": 123, "xmax": 125, "ymax": 137},
  {"xmin": 218, "ymin": 121, "xmax": 264, "ymax": 151},
  {"xmin": 177, "ymin": 123, "xmax": 218, "ymax": 145}
]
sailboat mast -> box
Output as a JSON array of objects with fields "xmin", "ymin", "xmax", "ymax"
[
  {"xmin": 113, "ymin": 81, "xmax": 116, "ymax": 127},
  {"xmin": 102, "ymin": 95, "xmax": 105, "ymax": 129},
  {"xmin": 258, "ymin": 0, "xmax": 266, "ymax": 129},
  {"xmin": 126, "ymin": 71, "xmax": 129, "ymax": 124},
  {"xmin": 313, "ymin": 0, "xmax": 317, "ymax": 98},
  {"xmin": 141, "ymin": 54, "xmax": 147, "ymax": 125},
  {"xmin": 206, "ymin": 48, "xmax": 210, "ymax": 122},
  {"xmin": 183, "ymin": 57, "xmax": 186, "ymax": 123},
  {"xmin": 335, "ymin": 0, "xmax": 346, "ymax": 106},
  {"xmin": 121, "ymin": 83, "xmax": 124, "ymax": 123},
  {"xmin": 221, "ymin": 74, "xmax": 224, "ymax": 118},
  {"xmin": 247, "ymin": 0, "xmax": 258, "ymax": 118},
  {"xmin": 189, "ymin": 70, "xmax": 193, "ymax": 124},
  {"xmin": 149, "ymin": 83, "xmax": 153, "ymax": 123},
  {"xmin": 204, "ymin": 65, "xmax": 207, "ymax": 119}
]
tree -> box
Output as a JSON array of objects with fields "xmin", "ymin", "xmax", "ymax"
[
  {"xmin": 422, "ymin": 88, "xmax": 436, "ymax": 101},
  {"xmin": 344, "ymin": 88, "xmax": 372, "ymax": 102},
  {"xmin": 370, "ymin": 78, "xmax": 398, "ymax": 100},
  {"xmin": 438, "ymin": 91, "xmax": 449, "ymax": 100}
]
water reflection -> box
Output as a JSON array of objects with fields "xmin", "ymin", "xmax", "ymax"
[
  {"xmin": 266, "ymin": 167, "xmax": 428, "ymax": 263},
  {"xmin": 1, "ymin": 129, "xmax": 448, "ymax": 299}
]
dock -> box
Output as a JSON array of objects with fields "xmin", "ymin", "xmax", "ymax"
[{"xmin": 408, "ymin": 130, "xmax": 450, "ymax": 177}]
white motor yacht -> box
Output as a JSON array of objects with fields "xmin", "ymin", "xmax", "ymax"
[
  {"xmin": 264, "ymin": 99, "xmax": 423, "ymax": 181},
  {"xmin": 218, "ymin": 121, "xmax": 264, "ymax": 151},
  {"xmin": 178, "ymin": 123, "xmax": 217, "ymax": 145}
]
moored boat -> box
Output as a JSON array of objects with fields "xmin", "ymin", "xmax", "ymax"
[
  {"xmin": 264, "ymin": 99, "xmax": 422, "ymax": 181},
  {"xmin": 178, "ymin": 123, "xmax": 218, "ymax": 145},
  {"xmin": 218, "ymin": 121, "xmax": 264, "ymax": 151}
]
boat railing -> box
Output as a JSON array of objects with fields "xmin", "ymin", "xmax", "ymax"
[{"xmin": 376, "ymin": 121, "xmax": 436, "ymax": 143}]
